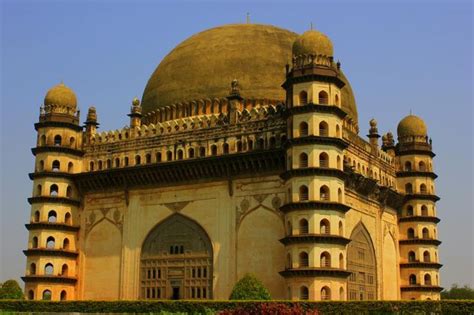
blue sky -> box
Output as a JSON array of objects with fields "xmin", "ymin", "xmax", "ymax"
[{"xmin": 1, "ymin": 0, "xmax": 473, "ymax": 290}]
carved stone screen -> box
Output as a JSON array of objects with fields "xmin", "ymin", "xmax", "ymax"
[
  {"xmin": 347, "ymin": 224, "xmax": 377, "ymax": 300},
  {"xmin": 140, "ymin": 214, "xmax": 213, "ymax": 300}
]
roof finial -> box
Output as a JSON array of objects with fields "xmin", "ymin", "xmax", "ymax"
[
  {"xmin": 246, "ymin": 12, "xmax": 250, "ymax": 24},
  {"xmin": 410, "ymin": 109, "xmax": 412, "ymax": 115},
  {"xmin": 310, "ymin": 22, "xmax": 313, "ymax": 30}
]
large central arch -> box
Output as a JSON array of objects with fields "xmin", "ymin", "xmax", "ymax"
[
  {"xmin": 347, "ymin": 222, "xmax": 377, "ymax": 300},
  {"xmin": 140, "ymin": 214, "xmax": 213, "ymax": 300}
]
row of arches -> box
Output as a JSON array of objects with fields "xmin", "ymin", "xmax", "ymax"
[
  {"xmin": 405, "ymin": 183, "xmax": 433, "ymax": 195},
  {"xmin": 405, "ymin": 204, "xmax": 433, "ymax": 217},
  {"xmin": 406, "ymin": 227, "xmax": 437, "ymax": 239},
  {"xmin": 298, "ymin": 285, "xmax": 339, "ymax": 301},
  {"xmin": 33, "ymin": 210, "xmax": 72, "ymax": 225},
  {"xmin": 89, "ymin": 135, "xmax": 287, "ymax": 171},
  {"xmin": 289, "ymin": 219, "xmax": 344, "ymax": 236},
  {"xmin": 404, "ymin": 160, "xmax": 431, "ymax": 172},
  {"xmin": 37, "ymin": 160, "xmax": 74, "ymax": 173},
  {"xmin": 297, "ymin": 152, "xmax": 341, "ymax": 169},
  {"xmin": 29, "ymin": 262, "xmax": 70, "ymax": 277},
  {"xmin": 288, "ymin": 251, "xmax": 344, "ymax": 269},
  {"xmin": 297, "ymin": 185, "xmax": 343, "ymax": 202},
  {"xmin": 408, "ymin": 250, "xmax": 437, "ymax": 263},
  {"xmin": 408, "ymin": 273, "xmax": 437, "ymax": 286},
  {"xmin": 39, "ymin": 134, "xmax": 76, "ymax": 148},
  {"xmin": 31, "ymin": 235, "xmax": 71, "ymax": 250},
  {"xmin": 298, "ymin": 90, "xmax": 337, "ymax": 106},
  {"xmin": 298, "ymin": 121, "xmax": 340, "ymax": 138},
  {"xmin": 35, "ymin": 184, "xmax": 73, "ymax": 198},
  {"xmin": 27, "ymin": 289, "xmax": 67, "ymax": 301},
  {"xmin": 345, "ymin": 156, "xmax": 394, "ymax": 187}
]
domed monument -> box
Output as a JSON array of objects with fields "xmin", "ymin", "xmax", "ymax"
[{"xmin": 23, "ymin": 23, "xmax": 441, "ymax": 302}]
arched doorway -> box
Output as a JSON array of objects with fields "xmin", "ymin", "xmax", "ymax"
[
  {"xmin": 347, "ymin": 223, "xmax": 377, "ymax": 300},
  {"xmin": 140, "ymin": 214, "xmax": 213, "ymax": 300}
]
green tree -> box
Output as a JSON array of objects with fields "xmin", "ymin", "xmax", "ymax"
[
  {"xmin": 229, "ymin": 273, "xmax": 271, "ymax": 300},
  {"xmin": 0, "ymin": 280, "xmax": 24, "ymax": 300},
  {"xmin": 441, "ymin": 284, "xmax": 474, "ymax": 300}
]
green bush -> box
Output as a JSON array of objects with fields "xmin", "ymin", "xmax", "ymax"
[
  {"xmin": 0, "ymin": 280, "xmax": 23, "ymax": 300},
  {"xmin": 229, "ymin": 274, "xmax": 271, "ymax": 300}
]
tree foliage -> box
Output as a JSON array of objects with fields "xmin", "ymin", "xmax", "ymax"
[
  {"xmin": 229, "ymin": 273, "xmax": 271, "ymax": 300},
  {"xmin": 441, "ymin": 284, "xmax": 474, "ymax": 300},
  {"xmin": 0, "ymin": 280, "xmax": 24, "ymax": 300}
]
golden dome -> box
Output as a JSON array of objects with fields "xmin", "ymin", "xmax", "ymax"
[
  {"xmin": 397, "ymin": 114, "xmax": 427, "ymax": 138},
  {"xmin": 292, "ymin": 30, "xmax": 333, "ymax": 57},
  {"xmin": 44, "ymin": 82, "xmax": 77, "ymax": 108},
  {"xmin": 141, "ymin": 24, "xmax": 357, "ymax": 125}
]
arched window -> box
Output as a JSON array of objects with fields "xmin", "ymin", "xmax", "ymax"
[
  {"xmin": 319, "ymin": 121, "xmax": 329, "ymax": 137},
  {"xmin": 300, "ymin": 286, "xmax": 309, "ymax": 300},
  {"xmin": 320, "ymin": 252, "xmax": 331, "ymax": 267},
  {"xmin": 106, "ymin": 159, "xmax": 111, "ymax": 169},
  {"xmin": 424, "ymin": 274, "xmax": 432, "ymax": 285},
  {"xmin": 52, "ymin": 160, "xmax": 60, "ymax": 172},
  {"xmin": 112, "ymin": 158, "xmax": 119, "ymax": 168},
  {"xmin": 337, "ymin": 156, "xmax": 341, "ymax": 169},
  {"xmin": 421, "ymin": 205, "xmax": 428, "ymax": 216},
  {"xmin": 338, "ymin": 188, "xmax": 343, "ymax": 203},
  {"xmin": 69, "ymin": 137, "xmax": 75, "ymax": 148},
  {"xmin": 420, "ymin": 184, "xmax": 427, "ymax": 194},
  {"xmin": 339, "ymin": 253, "xmax": 344, "ymax": 268},
  {"xmin": 199, "ymin": 147, "xmax": 206, "ymax": 157},
  {"xmin": 34, "ymin": 211, "xmax": 40, "ymax": 223},
  {"xmin": 61, "ymin": 264, "xmax": 69, "ymax": 276},
  {"xmin": 223, "ymin": 143, "xmax": 230, "ymax": 154},
  {"xmin": 299, "ymin": 91, "xmax": 308, "ymax": 105},
  {"xmin": 65, "ymin": 212, "xmax": 71, "ymax": 225},
  {"xmin": 44, "ymin": 263, "xmax": 54, "ymax": 275},
  {"xmin": 299, "ymin": 219, "xmax": 309, "ymax": 235},
  {"xmin": 419, "ymin": 161, "xmax": 426, "ymax": 171},
  {"xmin": 32, "ymin": 237, "xmax": 38, "ymax": 248},
  {"xmin": 423, "ymin": 251, "xmax": 431, "ymax": 262},
  {"xmin": 299, "ymin": 122, "xmax": 309, "ymax": 137},
  {"xmin": 299, "ymin": 185, "xmax": 309, "ymax": 201},
  {"xmin": 50, "ymin": 184, "xmax": 58, "ymax": 197},
  {"xmin": 320, "ymin": 219, "xmax": 330, "ymax": 234},
  {"xmin": 66, "ymin": 186, "xmax": 72, "ymax": 198},
  {"xmin": 404, "ymin": 161, "xmax": 412, "ymax": 171},
  {"xmin": 40, "ymin": 135, "xmax": 46, "ymax": 146},
  {"xmin": 320, "ymin": 185, "xmax": 330, "ymax": 201},
  {"xmin": 247, "ymin": 139, "xmax": 254, "ymax": 150},
  {"xmin": 60, "ymin": 290, "xmax": 67, "ymax": 301},
  {"xmin": 339, "ymin": 287, "xmax": 345, "ymax": 301},
  {"xmin": 36, "ymin": 184, "xmax": 42, "ymax": 196},
  {"xmin": 257, "ymin": 138, "xmax": 265, "ymax": 150},
  {"xmin": 407, "ymin": 228, "xmax": 415, "ymax": 239},
  {"xmin": 287, "ymin": 221, "xmax": 292, "ymax": 235},
  {"xmin": 28, "ymin": 290, "xmax": 34, "ymax": 300},
  {"xmin": 63, "ymin": 238, "xmax": 70, "ymax": 250},
  {"xmin": 318, "ymin": 91, "xmax": 329, "ymax": 104},
  {"xmin": 269, "ymin": 137, "xmax": 276, "ymax": 148},
  {"xmin": 177, "ymin": 150, "xmax": 184, "ymax": 160},
  {"xmin": 156, "ymin": 152, "xmax": 162, "ymax": 162},
  {"xmin": 188, "ymin": 148, "xmax": 195, "ymax": 158},
  {"xmin": 145, "ymin": 153, "xmax": 152, "ymax": 164},
  {"xmin": 166, "ymin": 151, "xmax": 173, "ymax": 161},
  {"xmin": 409, "ymin": 274, "xmax": 417, "ymax": 285},
  {"xmin": 299, "ymin": 153, "xmax": 308, "ymax": 168},
  {"xmin": 211, "ymin": 145, "xmax": 218, "ymax": 156},
  {"xmin": 38, "ymin": 160, "xmax": 44, "ymax": 172},
  {"xmin": 30, "ymin": 263, "xmax": 36, "ymax": 275},
  {"xmin": 67, "ymin": 162, "xmax": 73, "ymax": 173},
  {"xmin": 124, "ymin": 157, "xmax": 129, "ymax": 166},
  {"xmin": 407, "ymin": 205, "xmax": 414, "ymax": 216},
  {"xmin": 47, "ymin": 210, "xmax": 57, "ymax": 223},
  {"xmin": 299, "ymin": 252, "xmax": 309, "ymax": 267},
  {"xmin": 422, "ymin": 228, "xmax": 430, "ymax": 239},
  {"xmin": 335, "ymin": 94, "xmax": 340, "ymax": 105},
  {"xmin": 89, "ymin": 161, "xmax": 94, "ymax": 171},
  {"xmin": 408, "ymin": 251, "xmax": 416, "ymax": 262},
  {"xmin": 321, "ymin": 286, "xmax": 331, "ymax": 300},
  {"xmin": 286, "ymin": 253, "xmax": 292, "ymax": 269},
  {"xmin": 405, "ymin": 183, "xmax": 413, "ymax": 194},
  {"xmin": 46, "ymin": 236, "xmax": 55, "ymax": 249},
  {"xmin": 336, "ymin": 124, "xmax": 341, "ymax": 137},
  {"xmin": 135, "ymin": 155, "xmax": 141, "ymax": 165},
  {"xmin": 236, "ymin": 141, "xmax": 243, "ymax": 152},
  {"xmin": 98, "ymin": 160, "xmax": 103, "ymax": 170},
  {"xmin": 42, "ymin": 289, "xmax": 52, "ymax": 300},
  {"xmin": 54, "ymin": 135, "xmax": 62, "ymax": 146},
  {"xmin": 319, "ymin": 152, "xmax": 329, "ymax": 168},
  {"xmin": 338, "ymin": 221, "xmax": 343, "ymax": 236}
]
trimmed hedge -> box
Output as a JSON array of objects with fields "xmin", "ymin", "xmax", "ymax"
[{"xmin": 0, "ymin": 300, "xmax": 473, "ymax": 314}]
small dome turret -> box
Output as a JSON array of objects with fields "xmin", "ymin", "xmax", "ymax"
[
  {"xmin": 44, "ymin": 82, "xmax": 77, "ymax": 109},
  {"xmin": 397, "ymin": 115, "xmax": 427, "ymax": 139},
  {"xmin": 292, "ymin": 30, "xmax": 333, "ymax": 57}
]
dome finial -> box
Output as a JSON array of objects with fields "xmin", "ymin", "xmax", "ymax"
[
  {"xmin": 246, "ymin": 12, "xmax": 250, "ymax": 24},
  {"xmin": 310, "ymin": 22, "xmax": 313, "ymax": 30}
]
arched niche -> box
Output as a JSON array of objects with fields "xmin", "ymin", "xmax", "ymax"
[
  {"xmin": 140, "ymin": 213, "xmax": 213, "ymax": 300},
  {"xmin": 347, "ymin": 222, "xmax": 377, "ymax": 300},
  {"xmin": 382, "ymin": 232, "xmax": 398, "ymax": 299}
]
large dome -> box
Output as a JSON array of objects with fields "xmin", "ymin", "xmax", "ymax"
[{"xmin": 141, "ymin": 24, "xmax": 358, "ymax": 124}]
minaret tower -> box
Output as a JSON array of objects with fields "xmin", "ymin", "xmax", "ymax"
[
  {"xmin": 395, "ymin": 115, "xmax": 442, "ymax": 300},
  {"xmin": 23, "ymin": 83, "xmax": 83, "ymax": 301},
  {"xmin": 279, "ymin": 30, "xmax": 351, "ymax": 301}
]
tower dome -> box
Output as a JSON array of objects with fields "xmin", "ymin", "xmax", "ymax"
[
  {"xmin": 44, "ymin": 82, "xmax": 77, "ymax": 109},
  {"xmin": 397, "ymin": 114, "xmax": 427, "ymax": 138},
  {"xmin": 292, "ymin": 30, "xmax": 333, "ymax": 57}
]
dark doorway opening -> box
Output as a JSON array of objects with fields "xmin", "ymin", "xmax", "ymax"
[{"xmin": 172, "ymin": 287, "xmax": 180, "ymax": 300}]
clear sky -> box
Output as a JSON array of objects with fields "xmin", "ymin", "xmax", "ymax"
[{"xmin": 1, "ymin": 0, "xmax": 473, "ymax": 291}]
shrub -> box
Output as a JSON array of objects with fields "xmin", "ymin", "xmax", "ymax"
[{"xmin": 229, "ymin": 274, "xmax": 271, "ymax": 300}]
